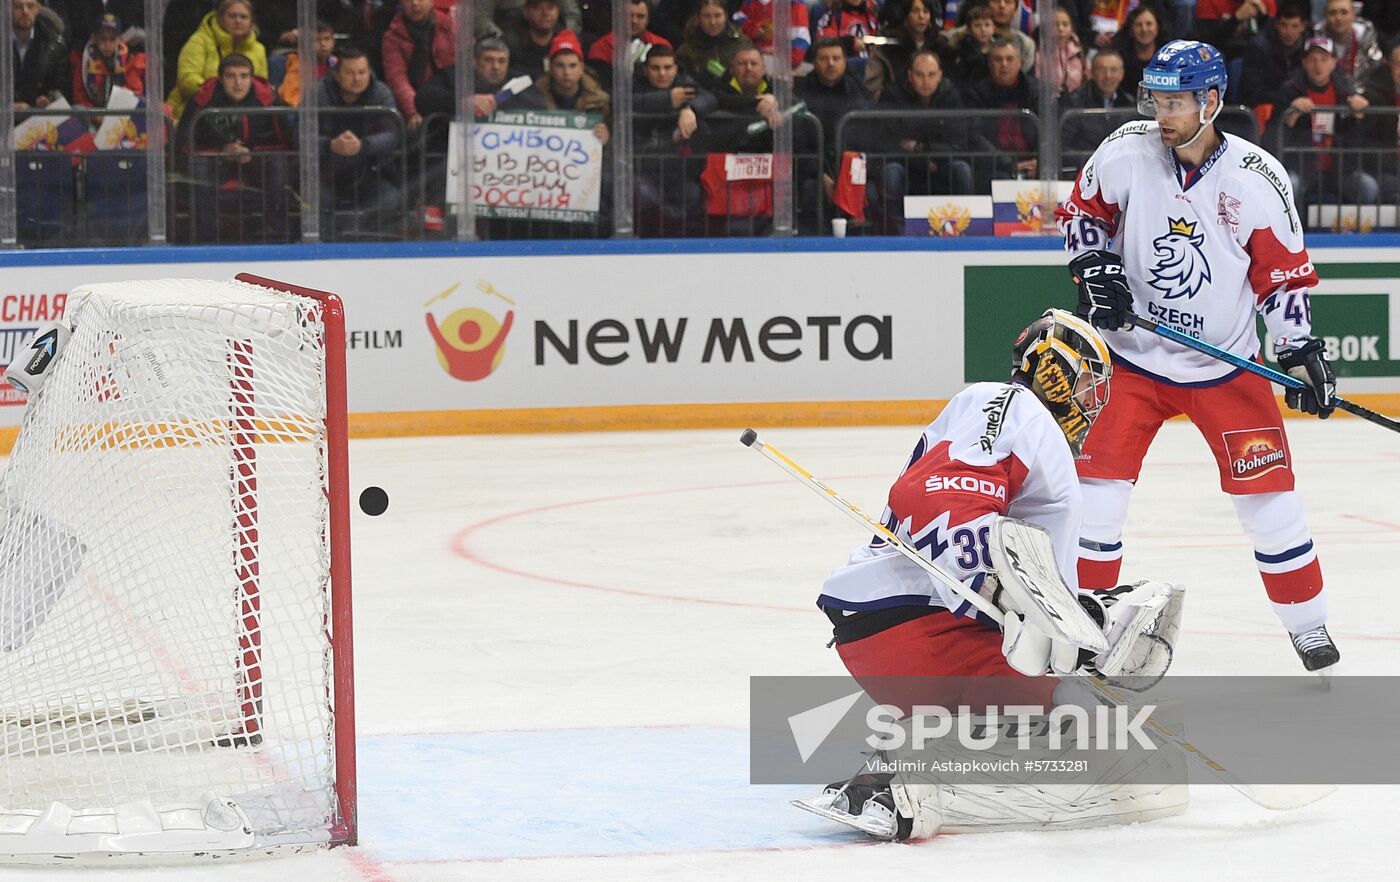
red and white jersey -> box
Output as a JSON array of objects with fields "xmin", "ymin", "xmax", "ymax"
[
  {"xmin": 1055, "ymin": 121, "xmax": 1318, "ymax": 385},
  {"xmin": 817, "ymin": 383, "xmax": 1081, "ymax": 617}
]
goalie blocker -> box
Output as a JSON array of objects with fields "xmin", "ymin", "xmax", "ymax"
[{"xmin": 990, "ymin": 518, "xmax": 1181, "ymax": 684}]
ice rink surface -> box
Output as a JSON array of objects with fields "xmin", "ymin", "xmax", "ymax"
[{"xmin": 5, "ymin": 417, "xmax": 1398, "ymax": 881}]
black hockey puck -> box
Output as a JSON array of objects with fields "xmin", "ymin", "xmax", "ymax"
[
  {"xmin": 359, "ymin": 486, "xmax": 389, "ymax": 517},
  {"xmin": 740, "ymin": 428, "xmax": 758, "ymax": 447}
]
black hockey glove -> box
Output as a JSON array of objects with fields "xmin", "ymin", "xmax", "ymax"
[
  {"xmin": 1068, "ymin": 250, "xmax": 1133, "ymax": 331},
  {"xmin": 1277, "ymin": 337, "xmax": 1336, "ymax": 419}
]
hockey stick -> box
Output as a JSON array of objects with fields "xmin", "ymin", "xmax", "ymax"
[
  {"xmin": 738, "ymin": 428, "xmax": 1008, "ymax": 628},
  {"xmin": 1130, "ymin": 314, "xmax": 1400, "ymax": 434},
  {"xmin": 0, "ymin": 697, "xmax": 253, "ymax": 749},
  {"xmin": 740, "ymin": 428, "xmax": 1336, "ymax": 812}
]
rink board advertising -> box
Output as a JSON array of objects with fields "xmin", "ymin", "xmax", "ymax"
[{"xmin": 1, "ymin": 247, "xmax": 1399, "ymax": 434}]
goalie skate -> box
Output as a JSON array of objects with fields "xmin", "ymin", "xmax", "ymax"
[{"xmin": 791, "ymin": 773, "xmax": 905, "ymax": 840}]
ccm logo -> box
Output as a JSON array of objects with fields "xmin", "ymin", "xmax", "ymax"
[
  {"xmin": 924, "ymin": 475, "xmax": 1008, "ymax": 500},
  {"xmin": 1269, "ymin": 262, "xmax": 1314, "ymax": 284},
  {"xmin": 1080, "ymin": 265, "xmax": 1124, "ymax": 278}
]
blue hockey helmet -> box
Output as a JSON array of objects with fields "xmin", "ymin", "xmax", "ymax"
[
  {"xmin": 1142, "ymin": 40, "xmax": 1228, "ymax": 94},
  {"xmin": 1137, "ymin": 40, "xmax": 1227, "ymax": 126}
]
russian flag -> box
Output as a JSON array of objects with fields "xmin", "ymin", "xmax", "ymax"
[
  {"xmin": 943, "ymin": 0, "xmax": 957, "ymax": 30},
  {"xmin": 56, "ymin": 116, "xmax": 96, "ymax": 154},
  {"xmin": 94, "ymin": 99, "xmax": 149, "ymax": 150},
  {"xmin": 991, "ymin": 180, "xmax": 1074, "ymax": 235},
  {"xmin": 903, "ymin": 195, "xmax": 994, "ymax": 236},
  {"xmin": 1018, "ymin": 0, "xmax": 1036, "ymax": 33}
]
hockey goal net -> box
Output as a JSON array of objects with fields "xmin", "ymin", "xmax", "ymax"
[{"xmin": 0, "ymin": 275, "xmax": 355, "ymax": 860}]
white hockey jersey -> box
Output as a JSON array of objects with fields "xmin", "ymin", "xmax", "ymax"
[
  {"xmin": 817, "ymin": 383, "xmax": 1082, "ymax": 618},
  {"xmin": 1054, "ymin": 121, "xmax": 1318, "ymax": 385}
]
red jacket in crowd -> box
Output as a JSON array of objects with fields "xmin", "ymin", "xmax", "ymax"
[
  {"xmin": 181, "ymin": 74, "xmax": 290, "ymax": 155},
  {"xmin": 71, "ymin": 42, "xmax": 147, "ymax": 107},
  {"xmin": 382, "ymin": 7, "xmax": 458, "ymax": 120}
]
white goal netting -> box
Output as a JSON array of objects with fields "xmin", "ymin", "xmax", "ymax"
[{"xmin": 0, "ymin": 279, "xmax": 346, "ymax": 859}]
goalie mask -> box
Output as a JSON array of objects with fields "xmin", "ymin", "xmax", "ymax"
[{"xmin": 1011, "ymin": 309, "xmax": 1112, "ymax": 454}]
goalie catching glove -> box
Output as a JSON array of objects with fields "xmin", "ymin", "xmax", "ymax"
[
  {"xmin": 984, "ymin": 518, "xmax": 1181, "ymax": 682},
  {"xmin": 999, "ymin": 579, "xmax": 1181, "ymax": 683}
]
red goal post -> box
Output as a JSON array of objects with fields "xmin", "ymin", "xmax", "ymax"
[{"xmin": 236, "ymin": 274, "xmax": 357, "ymax": 848}]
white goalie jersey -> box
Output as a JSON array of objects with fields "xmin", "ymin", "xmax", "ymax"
[
  {"xmin": 1054, "ymin": 121, "xmax": 1319, "ymax": 385},
  {"xmin": 817, "ymin": 383, "xmax": 1082, "ymax": 617}
]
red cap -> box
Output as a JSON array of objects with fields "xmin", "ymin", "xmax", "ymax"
[{"xmin": 549, "ymin": 30, "xmax": 583, "ymax": 61}]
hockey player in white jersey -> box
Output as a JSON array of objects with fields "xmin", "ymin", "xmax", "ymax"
[
  {"xmin": 817, "ymin": 309, "xmax": 1114, "ymax": 692},
  {"xmin": 1053, "ymin": 40, "xmax": 1340, "ymax": 673},
  {"xmin": 802, "ymin": 310, "xmax": 1185, "ymax": 840}
]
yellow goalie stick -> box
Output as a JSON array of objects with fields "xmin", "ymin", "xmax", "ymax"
[
  {"xmin": 739, "ymin": 428, "xmax": 1335, "ymax": 812},
  {"xmin": 738, "ymin": 428, "xmax": 1098, "ymax": 641}
]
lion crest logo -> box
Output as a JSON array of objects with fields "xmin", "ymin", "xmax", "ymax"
[
  {"xmin": 1148, "ymin": 217, "xmax": 1212, "ymax": 300},
  {"xmin": 929, "ymin": 203, "xmax": 972, "ymax": 237}
]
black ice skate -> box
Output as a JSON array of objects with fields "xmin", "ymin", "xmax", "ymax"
[
  {"xmin": 823, "ymin": 773, "xmax": 892, "ymax": 816},
  {"xmin": 1290, "ymin": 625, "xmax": 1340, "ymax": 672},
  {"xmin": 792, "ymin": 771, "xmax": 911, "ymax": 840}
]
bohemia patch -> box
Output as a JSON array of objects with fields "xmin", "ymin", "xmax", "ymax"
[{"xmin": 1222, "ymin": 428, "xmax": 1289, "ymax": 480}]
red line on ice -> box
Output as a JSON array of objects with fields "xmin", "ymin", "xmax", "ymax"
[
  {"xmin": 448, "ymin": 478, "xmax": 1400, "ymax": 641},
  {"xmin": 390, "ymin": 838, "xmax": 889, "ymax": 866},
  {"xmin": 448, "ymin": 477, "xmax": 875, "ymax": 612},
  {"xmin": 347, "ymin": 845, "xmax": 399, "ymax": 881}
]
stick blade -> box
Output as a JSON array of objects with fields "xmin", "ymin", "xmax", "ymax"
[
  {"xmin": 739, "ymin": 428, "xmax": 758, "ymax": 447},
  {"xmin": 1237, "ymin": 783, "xmax": 1337, "ymax": 811}
]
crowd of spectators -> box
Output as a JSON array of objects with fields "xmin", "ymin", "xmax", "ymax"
[{"xmin": 8, "ymin": 0, "xmax": 1400, "ymax": 240}]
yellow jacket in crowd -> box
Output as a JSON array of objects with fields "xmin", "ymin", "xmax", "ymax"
[{"xmin": 167, "ymin": 10, "xmax": 269, "ymax": 119}]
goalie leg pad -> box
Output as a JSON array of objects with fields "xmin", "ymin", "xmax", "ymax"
[
  {"xmin": 796, "ymin": 698, "xmax": 1191, "ymax": 841},
  {"xmin": 891, "ymin": 703, "xmax": 1188, "ymax": 836}
]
